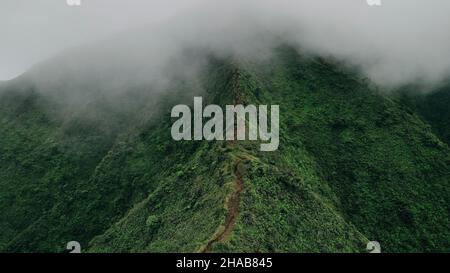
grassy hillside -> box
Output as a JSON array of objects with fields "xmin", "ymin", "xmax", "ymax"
[{"xmin": 1, "ymin": 47, "xmax": 449, "ymax": 253}]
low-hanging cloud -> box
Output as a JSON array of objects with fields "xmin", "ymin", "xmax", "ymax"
[{"xmin": 1, "ymin": 0, "xmax": 450, "ymax": 88}]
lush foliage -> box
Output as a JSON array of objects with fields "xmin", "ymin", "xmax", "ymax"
[{"xmin": 0, "ymin": 48, "xmax": 449, "ymax": 253}]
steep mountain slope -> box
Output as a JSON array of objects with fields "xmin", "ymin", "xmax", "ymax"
[
  {"xmin": 88, "ymin": 59, "xmax": 368, "ymax": 253},
  {"xmin": 243, "ymin": 49, "xmax": 450, "ymax": 252},
  {"xmin": 1, "ymin": 47, "xmax": 449, "ymax": 253},
  {"xmin": 0, "ymin": 80, "xmax": 157, "ymax": 251},
  {"xmin": 397, "ymin": 83, "xmax": 450, "ymax": 146}
]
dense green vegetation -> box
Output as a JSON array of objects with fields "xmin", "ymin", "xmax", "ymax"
[
  {"xmin": 397, "ymin": 83, "xmax": 450, "ymax": 146},
  {"xmin": 0, "ymin": 47, "xmax": 449, "ymax": 253},
  {"xmin": 238, "ymin": 49, "xmax": 450, "ymax": 252}
]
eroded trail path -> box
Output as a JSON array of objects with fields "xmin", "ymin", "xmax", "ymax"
[
  {"xmin": 201, "ymin": 69, "xmax": 246, "ymax": 253},
  {"xmin": 201, "ymin": 159, "xmax": 244, "ymax": 253}
]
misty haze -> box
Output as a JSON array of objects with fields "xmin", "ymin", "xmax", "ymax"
[
  {"xmin": 0, "ymin": 0, "xmax": 450, "ymax": 255},
  {"xmin": 1, "ymin": 0, "xmax": 450, "ymax": 86}
]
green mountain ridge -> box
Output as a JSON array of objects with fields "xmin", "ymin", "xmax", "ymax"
[{"xmin": 1, "ymin": 47, "xmax": 449, "ymax": 253}]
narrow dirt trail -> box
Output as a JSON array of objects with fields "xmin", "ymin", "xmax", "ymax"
[
  {"xmin": 200, "ymin": 68, "xmax": 245, "ymax": 253},
  {"xmin": 201, "ymin": 159, "xmax": 244, "ymax": 253}
]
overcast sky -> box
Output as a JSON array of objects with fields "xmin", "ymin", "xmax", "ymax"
[
  {"xmin": 0, "ymin": 0, "xmax": 199, "ymax": 80},
  {"xmin": 1, "ymin": 0, "xmax": 450, "ymax": 86}
]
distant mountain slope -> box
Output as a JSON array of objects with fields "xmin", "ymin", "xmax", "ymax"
[
  {"xmin": 397, "ymin": 83, "xmax": 450, "ymax": 146},
  {"xmin": 0, "ymin": 81, "xmax": 153, "ymax": 251},
  {"xmin": 1, "ymin": 47, "xmax": 449, "ymax": 253}
]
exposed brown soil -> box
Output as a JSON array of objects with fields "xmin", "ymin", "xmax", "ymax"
[
  {"xmin": 200, "ymin": 68, "xmax": 245, "ymax": 253},
  {"xmin": 201, "ymin": 160, "xmax": 244, "ymax": 253}
]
